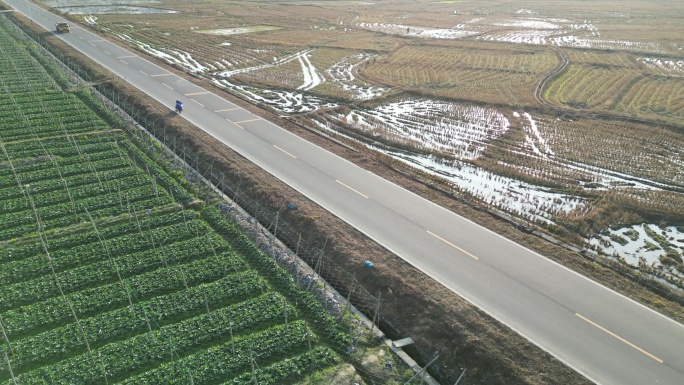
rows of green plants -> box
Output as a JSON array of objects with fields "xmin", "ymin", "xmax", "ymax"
[
  {"xmin": 0, "ymin": 119, "xmax": 106, "ymax": 141},
  {"xmin": 0, "ymin": 14, "xmax": 345, "ymax": 383},
  {"xmin": 0, "ymin": 86, "xmax": 108, "ymax": 140},
  {"xmin": 0, "ymin": 143, "xmax": 119, "ymax": 176},
  {"xmin": 201, "ymin": 206, "xmax": 350, "ymax": 348},
  {"xmin": 0, "ymin": 37, "xmax": 57, "ymax": 93},
  {"xmin": 0, "ymin": 233, "xmax": 229, "ymax": 311},
  {"xmin": 0, "ymin": 210, "xmax": 197, "ymax": 264},
  {"xmin": 122, "ymin": 321, "xmax": 313, "ymax": 385},
  {"xmin": 0, "ymin": 219, "xmax": 212, "ymax": 285},
  {"xmin": 0, "ymin": 157, "xmax": 139, "ymax": 201},
  {"xmin": 0, "ymin": 270, "xmax": 270, "ymax": 378},
  {"xmin": 0, "ymin": 152, "xmax": 132, "ymax": 189},
  {"xmin": 0, "ymin": 184, "xmax": 173, "ymax": 241},
  {"xmin": 1, "ymin": 173, "xmax": 155, "ymax": 215},
  {"xmin": 222, "ymin": 346, "xmax": 337, "ymax": 385},
  {"xmin": 2, "ymin": 252, "xmax": 249, "ymax": 339},
  {"xmin": 118, "ymin": 139, "xmax": 194, "ymax": 203},
  {"xmin": 0, "ymin": 133, "xmax": 120, "ymax": 159},
  {"xmin": 7, "ymin": 294, "xmax": 296, "ymax": 384},
  {"xmin": 0, "ymin": 102, "xmax": 94, "ymax": 120}
]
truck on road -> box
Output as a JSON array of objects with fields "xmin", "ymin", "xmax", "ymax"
[{"xmin": 55, "ymin": 22, "xmax": 70, "ymax": 33}]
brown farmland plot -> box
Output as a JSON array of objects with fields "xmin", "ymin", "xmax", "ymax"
[{"xmin": 360, "ymin": 42, "xmax": 558, "ymax": 106}]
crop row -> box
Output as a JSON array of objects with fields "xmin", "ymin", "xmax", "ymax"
[
  {"xmin": 0, "ymin": 143, "xmax": 121, "ymax": 176},
  {"xmin": 0, "ymin": 105, "xmax": 104, "ymax": 127},
  {"xmin": 0, "ymin": 183, "xmax": 171, "ymax": 240},
  {"xmin": 1, "ymin": 133, "xmax": 122, "ymax": 160},
  {"xmin": 118, "ymin": 139, "xmax": 194, "ymax": 203},
  {"xmin": 0, "ymin": 36, "xmax": 57, "ymax": 92},
  {"xmin": 0, "ymin": 185, "xmax": 170, "ymax": 234},
  {"xmin": 122, "ymin": 321, "xmax": 313, "ymax": 385},
  {"xmin": 0, "ymin": 173, "xmax": 152, "ymax": 215},
  {"xmin": 0, "ymin": 232, "xmax": 229, "ymax": 311},
  {"xmin": 0, "ymin": 219, "xmax": 212, "ymax": 285},
  {"xmin": 0, "ymin": 90, "xmax": 93, "ymax": 108},
  {"xmin": 0, "ymin": 65, "xmax": 55, "ymax": 94},
  {"xmin": 8, "ymin": 294, "xmax": 297, "ymax": 384},
  {"xmin": 0, "ymin": 118, "xmax": 108, "ymax": 142},
  {"xmin": 1, "ymin": 106, "xmax": 102, "ymax": 125},
  {"xmin": 1, "ymin": 251, "xmax": 249, "ymax": 339},
  {"xmin": 0, "ymin": 92, "xmax": 82, "ymax": 111},
  {"xmin": 222, "ymin": 346, "xmax": 336, "ymax": 385},
  {"xmin": 0, "ymin": 102, "xmax": 96, "ymax": 120},
  {"xmin": 0, "ymin": 70, "xmax": 56, "ymax": 93},
  {"xmin": 0, "ymin": 161, "xmax": 139, "ymax": 201},
  {"xmin": 0, "ymin": 210, "xmax": 197, "ymax": 264},
  {"xmin": 0, "ymin": 192, "xmax": 174, "ymax": 241},
  {"xmin": 0, "ymin": 154, "xmax": 132, "ymax": 189},
  {"xmin": 1, "ymin": 270, "xmax": 271, "ymax": 376}
]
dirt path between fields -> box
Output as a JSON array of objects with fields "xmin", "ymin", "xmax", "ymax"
[{"xmin": 7, "ymin": 8, "xmax": 684, "ymax": 384}]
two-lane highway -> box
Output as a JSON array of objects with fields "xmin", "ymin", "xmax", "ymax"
[{"xmin": 4, "ymin": 1, "xmax": 684, "ymax": 384}]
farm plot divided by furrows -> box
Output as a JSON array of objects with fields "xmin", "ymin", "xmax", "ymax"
[
  {"xmin": 546, "ymin": 49, "xmax": 684, "ymax": 124},
  {"xmin": 359, "ymin": 44, "xmax": 558, "ymax": 106},
  {"xmin": 0, "ymin": 16, "xmax": 340, "ymax": 384},
  {"xmin": 545, "ymin": 64, "xmax": 642, "ymax": 109}
]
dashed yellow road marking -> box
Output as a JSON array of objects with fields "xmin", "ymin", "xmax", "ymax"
[
  {"xmin": 426, "ymin": 230, "xmax": 479, "ymax": 260},
  {"xmin": 151, "ymin": 73, "xmax": 173, "ymax": 77},
  {"xmin": 184, "ymin": 91, "xmax": 210, "ymax": 96},
  {"xmin": 575, "ymin": 313, "xmax": 663, "ymax": 363},
  {"xmin": 336, "ymin": 180, "xmax": 368, "ymax": 199},
  {"xmin": 273, "ymin": 145, "xmax": 297, "ymax": 159},
  {"xmin": 233, "ymin": 118, "xmax": 261, "ymax": 124},
  {"xmin": 215, "ymin": 108, "xmax": 240, "ymax": 112}
]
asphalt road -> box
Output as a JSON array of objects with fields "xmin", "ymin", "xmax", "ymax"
[{"xmin": 4, "ymin": 2, "xmax": 684, "ymax": 384}]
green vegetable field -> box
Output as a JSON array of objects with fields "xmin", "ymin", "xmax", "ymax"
[{"xmin": 0, "ymin": 17, "xmax": 345, "ymax": 384}]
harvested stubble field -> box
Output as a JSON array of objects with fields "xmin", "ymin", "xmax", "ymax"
[{"xmin": 14, "ymin": 0, "xmax": 684, "ymax": 383}]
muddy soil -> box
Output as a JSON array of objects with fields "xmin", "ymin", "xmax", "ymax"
[{"xmin": 7, "ymin": 7, "xmax": 684, "ymax": 384}]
